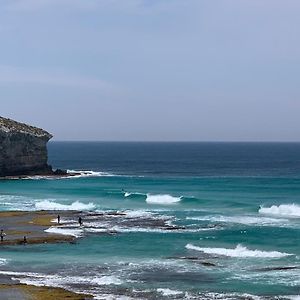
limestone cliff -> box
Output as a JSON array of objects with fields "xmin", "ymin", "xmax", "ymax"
[{"xmin": 0, "ymin": 116, "xmax": 53, "ymax": 177}]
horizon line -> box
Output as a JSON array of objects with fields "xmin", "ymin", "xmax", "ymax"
[{"xmin": 49, "ymin": 140, "xmax": 300, "ymax": 143}]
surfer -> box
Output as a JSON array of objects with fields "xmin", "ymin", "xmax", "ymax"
[
  {"xmin": 57, "ymin": 214, "xmax": 61, "ymax": 224},
  {"xmin": 78, "ymin": 217, "xmax": 83, "ymax": 226}
]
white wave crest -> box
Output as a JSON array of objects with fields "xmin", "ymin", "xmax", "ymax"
[
  {"xmin": 67, "ymin": 170, "xmax": 115, "ymax": 178},
  {"xmin": 0, "ymin": 195, "xmax": 36, "ymax": 210},
  {"xmin": 157, "ymin": 288, "xmax": 183, "ymax": 296},
  {"xmin": 3, "ymin": 271, "xmax": 124, "ymax": 290},
  {"xmin": 45, "ymin": 227, "xmax": 83, "ymax": 237},
  {"xmin": 35, "ymin": 200, "xmax": 95, "ymax": 211},
  {"xmin": 124, "ymin": 192, "xmax": 145, "ymax": 197},
  {"xmin": 187, "ymin": 215, "xmax": 289, "ymax": 226},
  {"xmin": 0, "ymin": 258, "xmax": 8, "ymax": 266},
  {"xmin": 104, "ymin": 226, "xmax": 209, "ymax": 234},
  {"xmin": 185, "ymin": 244, "xmax": 292, "ymax": 258},
  {"xmin": 124, "ymin": 210, "xmax": 154, "ymax": 218},
  {"xmin": 0, "ymin": 270, "xmax": 51, "ymax": 278},
  {"xmin": 91, "ymin": 276, "xmax": 123, "ymax": 286},
  {"xmin": 146, "ymin": 194, "xmax": 181, "ymax": 205},
  {"xmin": 259, "ymin": 204, "xmax": 300, "ymax": 218}
]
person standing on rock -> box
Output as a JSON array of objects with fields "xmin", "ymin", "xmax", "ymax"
[
  {"xmin": 57, "ymin": 214, "xmax": 61, "ymax": 224},
  {"xmin": 78, "ymin": 217, "xmax": 83, "ymax": 226},
  {"xmin": 0, "ymin": 229, "xmax": 6, "ymax": 242}
]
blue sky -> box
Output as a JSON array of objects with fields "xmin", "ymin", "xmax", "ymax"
[{"xmin": 1, "ymin": 0, "xmax": 300, "ymax": 141}]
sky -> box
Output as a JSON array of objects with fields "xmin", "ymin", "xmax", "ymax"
[{"xmin": 1, "ymin": 0, "xmax": 300, "ymax": 141}]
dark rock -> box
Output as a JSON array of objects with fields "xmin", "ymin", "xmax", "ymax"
[
  {"xmin": 166, "ymin": 256, "xmax": 217, "ymax": 266},
  {"xmin": 0, "ymin": 116, "xmax": 53, "ymax": 177},
  {"xmin": 53, "ymin": 169, "xmax": 67, "ymax": 175},
  {"xmin": 254, "ymin": 266, "xmax": 300, "ymax": 272},
  {"xmin": 200, "ymin": 261, "xmax": 217, "ymax": 267}
]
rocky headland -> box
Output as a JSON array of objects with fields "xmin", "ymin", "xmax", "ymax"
[{"xmin": 0, "ymin": 116, "xmax": 66, "ymax": 177}]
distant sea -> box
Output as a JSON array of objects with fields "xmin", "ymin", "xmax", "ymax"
[{"xmin": 0, "ymin": 142, "xmax": 299, "ymax": 299}]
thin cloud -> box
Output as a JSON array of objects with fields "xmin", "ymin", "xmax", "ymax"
[{"xmin": 0, "ymin": 66, "xmax": 115, "ymax": 93}]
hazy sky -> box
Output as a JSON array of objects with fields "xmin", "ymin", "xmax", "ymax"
[{"xmin": 1, "ymin": 0, "xmax": 300, "ymax": 141}]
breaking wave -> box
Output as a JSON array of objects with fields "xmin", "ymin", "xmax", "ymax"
[
  {"xmin": 186, "ymin": 215, "xmax": 290, "ymax": 227},
  {"xmin": 146, "ymin": 194, "xmax": 182, "ymax": 205},
  {"xmin": 259, "ymin": 204, "xmax": 300, "ymax": 218},
  {"xmin": 157, "ymin": 288, "xmax": 183, "ymax": 296},
  {"xmin": 45, "ymin": 227, "xmax": 83, "ymax": 237},
  {"xmin": 90, "ymin": 275, "xmax": 123, "ymax": 286},
  {"xmin": 124, "ymin": 210, "xmax": 156, "ymax": 219},
  {"xmin": 185, "ymin": 244, "xmax": 292, "ymax": 258},
  {"xmin": 35, "ymin": 200, "xmax": 95, "ymax": 211},
  {"xmin": 124, "ymin": 192, "xmax": 146, "ymax": 198},
  {"xmin": 0, "ymin": 270, "xmax": 124, "ymax": 288},
  {"xmin": 0, "ymin": 258, "xmax": 8, "ymax": 266},
  {"xmin": 67, "ymin": 170, "xmax": 116, "ymax": 178}
]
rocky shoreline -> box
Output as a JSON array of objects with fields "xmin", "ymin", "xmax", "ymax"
[
  {"xmin": 0, "ymin": 210, "xmax": 96, "ymax": 299},
  {"xmin": 0, "ymin": 211, "xmax": 77, "ymax": 246},
  {"xmin": 0, "ymin": 170, "xmax": 77, "ymax": 181},
  {"xmin": 0, "ymin": 208, "xmax": 185, "ymax": 299},
  {"xmin": 0, "ymin": 283, "xmax": 93, "ymax": 300}
]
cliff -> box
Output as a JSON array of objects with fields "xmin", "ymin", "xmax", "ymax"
[{"xmin": 0, "ymin": 116, "xmax": 53, "ymax": 177}]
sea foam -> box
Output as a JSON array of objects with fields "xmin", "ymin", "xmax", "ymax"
[
  {"xmin": 146, "ymin": 194, "xmax": 181, "ymax": 205},
  {"xmin": 124, "ymin": 192, "xmax": 145, "ymax": 198},
  {"xmin": 35, "ymin": 200, "xmax": 95, "ymax": 211},
  {"xmin": 259, "ymin": 204, "xmax": 300, "ymax": 218},
  {"xmin": 90, "ymin": 275, "xmax": 123, "ymax": 286},
  {"xmin": 185, "ymin": 244, "xmax": 292, "ymax": 258},
  {"xmin": 67, "ymin": 169, "xmax": 116, "ymax": 178},
  {"xmin": 186, "ymin": 215, "xmax": 289, "ymax": 226},
  {"xmin": 0, "ymin": 258, "xmax": 8, "ymax": 266},
  {"xmin": 124, "ymin": 210, "xmax": 155, "ymax": 218},
  {"xmin": 157, "ymin": 288, "xmax": 183, "ymax": 296},
  {"xmin": 45, "ymin": 227, "xmax": 83, "ymax": 237}
]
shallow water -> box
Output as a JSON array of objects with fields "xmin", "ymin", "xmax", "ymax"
[{"xmin": 0, "ymin": 142, "xmax": 299, "ymax": 299}]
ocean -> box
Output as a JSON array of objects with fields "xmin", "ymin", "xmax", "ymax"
[{"xmin": 0, "ymin": 142, "xmax": 299, "ymax": 299}]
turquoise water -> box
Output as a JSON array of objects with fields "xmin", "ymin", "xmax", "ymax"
[{"xmin": 0, "ymin": 142, "xmax": 299, "ymax": 299}]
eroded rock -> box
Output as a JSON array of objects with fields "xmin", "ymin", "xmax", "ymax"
[{"xmin": 0, "ymin": 116, "xmax": 53, "ymax": 177}]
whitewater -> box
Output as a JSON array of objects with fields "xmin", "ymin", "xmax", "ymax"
[{"xmin": 0, "ymin": 142, "xmax": 299, "ymax": 299}]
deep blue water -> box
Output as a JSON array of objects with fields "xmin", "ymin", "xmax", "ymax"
[
  {"xmin": 0, "ymin": 142, "xmax": 299, "ymax": 299},
  {"xmin": 48, "ymin": 142, "xmax": 300, "ymax": 177}
]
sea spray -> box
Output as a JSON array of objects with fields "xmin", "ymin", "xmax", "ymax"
[{"xmin": 259, "ymin": 204, "xmax": 300, "ymax": 218}]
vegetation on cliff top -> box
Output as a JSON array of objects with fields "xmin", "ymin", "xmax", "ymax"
[{"xmin": 0, "ymin": 116, "xmax": 52, "ymax": 138}]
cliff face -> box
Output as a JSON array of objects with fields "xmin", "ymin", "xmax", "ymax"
[{"xmin": 0, "ymin": 117, "xmax": 53, "ymax": 177}]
